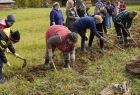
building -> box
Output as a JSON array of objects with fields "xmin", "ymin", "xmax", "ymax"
[{"xmin": 0, "ymin": 0, "xmax": 16, "ymax": 9}]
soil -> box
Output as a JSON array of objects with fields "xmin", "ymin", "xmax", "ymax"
[
  {"xmin": 6, "ymin": 15, "xmax": 140, "ymax": 81},
  {"xmin": 126, "ymin": 56, "xmax": 140, "ymax": 75}
]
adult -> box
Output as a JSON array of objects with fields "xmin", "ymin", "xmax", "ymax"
[
  {"xmin": 65, "ymin": 0, "xmax": 79, "ymax": 31},
  {"xmin": 49, "ymin": 2, "xmax": 64, "ymax": 26},
  {"xmin": 72, "ymin": 15, "xmax": 106, "ymax": 52},
  {"xmin": 45, "ymin": 25, "xmax": 78, "ymax": 69},
  {"xmin": 75, "ymin": 0, "xmax": 87, "ymax": 17},
  {"xmin": 113, "ymin": 11, "xmax": 137, "ymax": 44},
  {"xmin": 0, "ymin": 28, "xmax": 21, "ymax": 83}
]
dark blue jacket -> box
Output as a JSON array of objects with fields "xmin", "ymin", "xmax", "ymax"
[
  {"xmin": 50, "ymin": 9, "xmax": 64, "ymax": 25},
  {"xmin": 0, "ymin": 30, "xmax": 15, "ymax": 63},
  {"xmin": 73, "ymin": 16, "xmax": 101, "ymax": 38}
]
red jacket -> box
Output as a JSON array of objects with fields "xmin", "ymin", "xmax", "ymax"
[
  {"xmin": 0, "ymin": 20, "xmax": 9, "ymax": 30},
  {"xmin": 46, "ymin": 25, "xmax": 75, "ymax": 52}
]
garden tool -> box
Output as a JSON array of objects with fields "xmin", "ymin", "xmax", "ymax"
[
  {"xmin": 106, "ymin": 39, "xmax": 125, "ymax": 51},
  {"xmin": 50, "ymin": 59, "xmax": 57, "ymax": 71},
  {"xmin": 15, "ymin": 55, "xmax": 27, "ymax": 68}
]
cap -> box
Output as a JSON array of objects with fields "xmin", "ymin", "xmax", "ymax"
[{"xmin": 7, "ymin": 15, "xmax": 15, "ymax": 22}]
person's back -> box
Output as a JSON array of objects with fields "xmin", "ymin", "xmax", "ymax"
[
  {"xmin": 74, "ymin": 16, "xmax": 96, "ymax": 30},
  {"xmin": 49, "ymin": 2, "xmax": 64, "ymax": 26}
]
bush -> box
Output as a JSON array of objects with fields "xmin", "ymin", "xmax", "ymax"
[
  {"xmin": 15, "ymin": 0, "xmax": 53, "ymax": 8},
  {"xmin": 15, "ymin": 0, "xmax": 28, "ymax": 8}
]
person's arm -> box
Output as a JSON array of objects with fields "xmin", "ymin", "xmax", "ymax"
[
  {"xmin": 8, "ymin": 42, "xmax": 15, "ymax": 54},
  {"xmin": 74, "ymin": 7, "xmax": 79, "ymax": 17},
  {"xmin": 70, "ymin": 48, "xmax": 75, "ymax": 61},
  {"xmin": 126, "ymin": 20, "xmax": 132, "ymax": 30},
  {"xmin": 90, "ymin": 21, "xmax": 101, "ymax": 38},
  {"xmin": 50, "ymin": 10, "xmax": 55, "ymax": 25},
  {"xmin": 59, "ymin": 10, "xmax": 64, "ymax": 25},
  {"xmin": 47, "ymin": 35, "xmax": 61, "ymax": 60}
]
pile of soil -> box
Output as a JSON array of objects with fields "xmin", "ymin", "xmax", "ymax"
[{"xmin": 126, "ymin": 56, "xmax": 140, "ymax": 75}]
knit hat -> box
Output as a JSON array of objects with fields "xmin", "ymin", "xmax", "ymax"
[
  {"xmin": 11, "ymin": 31, "xmax": 20, "ymax": 42},
  {"xmin": 68, "ymin": 32, "xmax": 78, "ymax": 43},
  {"xmin": 6, "ymin": 15, "xmax": 15, "ymax": 22}
]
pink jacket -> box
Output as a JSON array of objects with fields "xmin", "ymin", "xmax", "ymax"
[{"xmin": 46, "ymin": 25, "xmax": 75, "ymax": 52}]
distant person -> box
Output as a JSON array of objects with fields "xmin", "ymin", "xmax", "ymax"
[
  {"xmin": 0, "ymin": 28, "xmax": 21, "ymax": 83},
  {"xmin": 65, "ymin": 0, "xmax": 79, "ymax": 30},
  {"xmin": 45, "ymin": 25, "xmax": 78, "ymax": 69},
  {"xmin": 75, "ymin": 0, "xmax": 87, "ymax": 17},
  {"xmin": 106, "ymin": 1, "xmax": 114, "ymax": 29},
  {"xmin": 113, "ymin": 11, "xmax": 137, "ymax": 44},
  {"xmin": 112, "ymin": 1, "xmax": 120, "ymax": 18},
  {"xmin": 49, "ymin": 2, "xmax": 64, "ymax": 26},
  {"xmin": 95, "ymin": 0, "xmax": 104, "ymax": 8},
  {"xmin": 0, "ymin": 15, "xmax": 15, "ymax": 29},
  {"xmin": 119, "ymin": 0, "xmax": 126, "ymax": 12},
  {"xmin": 71, "ymin": 15, "xmax": 106, "ymax": 52}
]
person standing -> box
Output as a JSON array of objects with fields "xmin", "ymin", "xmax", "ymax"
[
  {"xmin": 65, "ymin": 0, "xmax": 79, "ymax": 30},
  {"xmin": 49, "ymin": 2, "xmax": 64, "ymax": 26}
]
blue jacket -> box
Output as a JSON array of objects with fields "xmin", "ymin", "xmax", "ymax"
[
  {"xmin": 50, "ymin": 9, "xmax": 64, "ymax": 25},
  {"xmin": 73, "ymin": 16, "xmax": 101, "ymax": 38},
  {"xmin": 0, "ymin": 29, "xmax": 15, "ymax": 63}
]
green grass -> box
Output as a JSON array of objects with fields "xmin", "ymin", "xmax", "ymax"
[{"xmin": 0, "ymin": 5, "xmax": 140, "ymax": 95}]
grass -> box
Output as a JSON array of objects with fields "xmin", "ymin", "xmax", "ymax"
[{"xmin": 0, "ymin": 5, "xmax": 140, "ymax": 95}]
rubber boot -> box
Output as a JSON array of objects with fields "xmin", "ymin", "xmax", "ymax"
[
  {"xmin": 124, "ymin": 37, "xmax": 129, "ymax": 47},
  {"xmin": 0, "ymin": 63, "xmax": 4, "ymax": 84},
  {"xmin": 81, "ymin": 43, "xmax": 87, "ymax": 52},
  {"xmin": 124, "ymin": 37, "xmax": 128, "ymax": 45},
  {"xmin": 118, "ymin": 36, "xmax": 123, "ymax": 44},
  {"xmin": 64, "ymin": 60, "xmax": 71, "ymax": 69},
  {"xmin": 44, "ymin": 58, "xmax": 52, "ymax": 69}
]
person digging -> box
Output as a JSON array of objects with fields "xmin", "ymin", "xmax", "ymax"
[
  {"xmin": 44, "ymin": 25, "xmax": 78, "ymax": 70},
  {"xmin": 113, "ymin": 11, "xmax": 137, "ymax": 45},
  {"xmin": 0, "ymin": 28, "xmax": 22, "ymax": 83},
  {"xmin": 71, "ymin": 15, "xmax": 106, "ymax": 52}
]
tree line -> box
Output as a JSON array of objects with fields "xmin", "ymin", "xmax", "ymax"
[{"xmin": 14, "ymin": 0, "xmax": 53, "ymax": 8}]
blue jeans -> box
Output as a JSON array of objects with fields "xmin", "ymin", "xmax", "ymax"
[{"xmin": 106, "ymin": 14, "xmax": 112, "ymax": 29}]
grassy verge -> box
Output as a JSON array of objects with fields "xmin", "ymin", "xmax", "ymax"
[{"xmin": 0, "ymin": 5, "xmax": 140, "ymax": 95}]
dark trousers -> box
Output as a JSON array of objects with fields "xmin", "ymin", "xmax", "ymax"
[
  {"xmin": 88, "ymin": 23, "xmax": 104, "ymax": 49},
  {"xmin": 103, "ymin": 17, "xmax": 107, "ymax": 33},
  {"xmin": 0, "ymin": 59, "xmax": 3, "ymax": 80},
  {"xmin": 77, "ymin": 30, "xmax": 87, "ymax": 50},
  {"xmin": 114, "ymin": 22, "xmax": 128, "ymax": 38}
]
